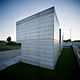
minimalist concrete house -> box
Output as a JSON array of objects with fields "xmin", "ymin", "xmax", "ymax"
[{"xmin": 16, "ymin": 7, "xmax": 62, "ymax": 69}]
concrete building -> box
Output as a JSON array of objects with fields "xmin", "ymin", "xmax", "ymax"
[{"xmin": 16, "ymin": 7, "xmax": 62, "ymax": 70}]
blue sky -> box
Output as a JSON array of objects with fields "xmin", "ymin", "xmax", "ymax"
[{"xmin": 0, "ymin": 0, "xmax": 80, "ymax": 41}]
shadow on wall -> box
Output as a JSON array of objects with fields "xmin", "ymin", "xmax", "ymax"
[{"xmin": 72, "ymin": 45, "xmax": 80, "ymax": 68}]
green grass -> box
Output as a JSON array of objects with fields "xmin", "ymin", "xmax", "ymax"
[
  {"xmin": 0, "ymin": 48, "xmax": 80, "ymax": 80},
  {"xmin": 0, "ymin": 43, "xmax": 21, "ymax": 51},
  {"xmin": 0, "ymin": 45, "xmax": 21, "ymax": 49}
]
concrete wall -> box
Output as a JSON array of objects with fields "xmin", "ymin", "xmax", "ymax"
[
  {"xmin": 63, "ymin": 42, "xmax": 72, "ymax": 48},
  {"xmin": 72, "ymin": 42, "xmax": 80, "ymax": 47},
  {"xmin": 53, "ymin": 10, "xmax": 60, "ymax": 66},
  {"xmin": 63, "ymin": 42, "xmax": 80, "ymax": 48},
  {"xmin": 72, "ymin": 45, "xmax": 80, "ymax": 68},
  {"xmin": 16, "ymin": 7, "xmax": 60, "ymax": 69}
]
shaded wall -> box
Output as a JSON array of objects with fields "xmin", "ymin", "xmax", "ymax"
[{"xmin": 72, "ymin": 45, "xmax": 80, "ymax": 67}]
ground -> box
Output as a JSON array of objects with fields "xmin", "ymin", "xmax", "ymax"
[{"xmin": 0, "ymin": 48, "xmax": 80, "ymax": 80}]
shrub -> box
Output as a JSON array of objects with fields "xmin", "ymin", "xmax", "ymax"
[{"xmin": 6, "ymin": 41, "xmax": 16, "ymax": 46}]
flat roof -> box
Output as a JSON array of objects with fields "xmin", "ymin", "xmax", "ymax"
[{"xmin": 16, "ymin": 7, "xmax": 54, "ymax": 25}]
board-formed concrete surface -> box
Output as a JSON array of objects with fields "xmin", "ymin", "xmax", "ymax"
[
  {"xmin": 72, "ymin": 45, "xmax": 80, "ymax": 67},
  {"xmin": 16, "ymin": 7, "xmax": 62, "ymax": 69},
  {"xmin": 0, "ymin": 49, "xmax": 21, "ymax": 71}
]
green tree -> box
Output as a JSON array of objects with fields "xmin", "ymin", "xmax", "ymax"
[
  {"xmin": 7, "ymin": 36, "xmax": 11, "ymax": 42},
  {"xmin": 63, "ymin": 39, "xmax": 71, "ymax": 42}
]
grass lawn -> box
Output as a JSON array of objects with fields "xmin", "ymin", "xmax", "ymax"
[
  {"xmin": 0, "ymin": 48, "xmax": 80, "ymax": 80},
  {"xmin": 0, "ymin": 43, "xmax": 21, "ymax": 51}
]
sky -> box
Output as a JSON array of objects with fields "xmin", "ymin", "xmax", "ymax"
[{"xmin": 0, "ymin": 0, "xmax": 80, "ymax": 41}]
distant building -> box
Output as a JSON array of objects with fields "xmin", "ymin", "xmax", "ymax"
[{"xmin": 16, "ymin": 7, "xmax": 62, "ymax": 70}]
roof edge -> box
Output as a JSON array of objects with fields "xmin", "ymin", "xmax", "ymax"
[{"xmin": 16, "ymin": 7, "xmax": 54, "ymax": 25}]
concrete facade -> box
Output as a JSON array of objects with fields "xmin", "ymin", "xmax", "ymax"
[
  {"xmin": 16, "ymin": 7, "xmax": 61, "ymax": 69},
  {"xmin": 72, "ymin": 45, "xmax": 80, "ymax": 68}
]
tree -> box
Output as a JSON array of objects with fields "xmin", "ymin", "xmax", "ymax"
[
  {"xmin": 63, "ymin": 39, "xmax": 71, "ymax": 42},
  {"xmin": 7, "ymin": 36, "xmax": 11, "ymax": 42}
]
